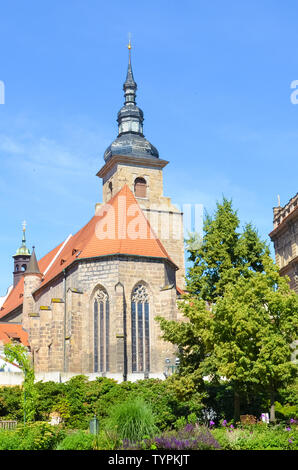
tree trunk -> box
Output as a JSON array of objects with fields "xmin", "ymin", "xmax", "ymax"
[
  {"xmin": 270, "ymin": 388, "xmax": 276, "ymax": 422},
  {"xmin": 234, "ymin": 390, "xmax": 240, "ymax": 422}
]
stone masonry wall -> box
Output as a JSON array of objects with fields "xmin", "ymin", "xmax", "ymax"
[{"xmin": 24, "ymin": 255, "xmax": 180, "ymax": 376}]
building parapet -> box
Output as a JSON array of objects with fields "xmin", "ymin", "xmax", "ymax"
[{"xmin": 272, "ymin": 193, "xmax": 298, "ymax": 231}]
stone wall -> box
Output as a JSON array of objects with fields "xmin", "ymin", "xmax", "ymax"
[{"xmin": 24, "ymin": 255, "xmax": 179, "ymax": 377}]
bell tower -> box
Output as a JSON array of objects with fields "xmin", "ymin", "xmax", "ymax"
[
  {"xmin": 96, "ymin": 43, "xmax": 186, "ymax": 288},
  {"xmin": 12, "ymin": 221, "xmax": 31, "ymax": 288},
  {"xmin": 97, "ymin": 39, "xmax": 168, "ymax": 206}
]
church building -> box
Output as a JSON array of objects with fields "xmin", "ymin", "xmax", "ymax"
[{"xmin": 0, "ymin": 46, "xmax": 185, "ymax": 382}]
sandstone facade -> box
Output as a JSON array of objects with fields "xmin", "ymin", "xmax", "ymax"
[{"xmin": 21, "ymin": 255, "xmax": 179, "ymax": 380}]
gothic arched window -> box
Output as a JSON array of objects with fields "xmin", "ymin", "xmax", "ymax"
[
  {"xmin": 131, "ymin": 284, "xmax": 150, "ymax": 372},
  {"xmin": 134, "ymin": 177, "xmax": 147, "ymax": 198},
  {"xmin": 94, "ymin": 288, "xmax": 110, "ymax": 372}
]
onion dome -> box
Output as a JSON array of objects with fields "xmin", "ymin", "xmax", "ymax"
[
  {"xmin": 14, "ymin": 221, "xmax": 31, "ymax": 257},
  {"xmin": 104, "ymin": 41, "xmax": 159, "ymax": 162}
]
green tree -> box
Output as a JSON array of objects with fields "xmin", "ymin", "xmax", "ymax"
[
  {"xmin": 3, "ymin": 342, "xmax": 38, "ymax": 423},
  {"xmin": 205, "ymin": 258, "xmax": 298, "ymax": 421},
  {"xmin": 186, "ymin": 198, "xmax": 269, "ymax": 301},
  {"xmin": 157, "ymin": 197, "xmax": 298, "ymax": 421}
]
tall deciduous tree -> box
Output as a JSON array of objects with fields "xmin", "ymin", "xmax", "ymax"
[
  {"xmin": 186, "ymin": 198, "xmax": 269, "ymax": 301},
  {"xmin": 157, "ymin": 197, "xmax": 298, "ymax": 421},
  {"xmin": 205, "ymin": 258, "xmax": 298, "ymax": 421}
]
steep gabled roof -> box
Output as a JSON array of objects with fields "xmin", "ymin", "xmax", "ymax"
[
  {"xmin": 37, "ymin": 185, "xmax": 176, "ymax": 288},
  {"xmin": 0, "ymin": 185, "xmax": 176, "ymax": 318}
]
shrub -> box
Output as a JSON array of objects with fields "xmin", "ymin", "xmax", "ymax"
[
  {"xmin": 17, "ymin": 422, "xmax": 66, "ymax": 450},
  {"xmin": 277, "ymin": 379, "xmax": 298, "ymax": 406},
  {"xmin": 95, "ymin": 378, "xmax": 203, "ymax": 431},
  {"xmin": 275, "ymin": 401, "xmax": 298, "ymax": 421},
  {"xmin": 1, "ymin": 377, "xmax": 204, "ymax": 431},
  {"xmin": 0, "ymin": 422, "xmax": 65, "ymax": 450},
  {"xmin": 106, "ymin": 398, "xmax": 158, "ymax": 442},
  {"xmin": 212, "ymin": 423, "xmax": 298, "ymax": 450},
  {"xmin": 122, "ymin": 424, "xmax": 221, "ymax": 450},
  {"xmin": 63, "ymin": 375, "xmax": 118, "ymax": 429},
  {"xmin": 0, "ymin": 429, "xmax": 22, "ymax": 450},
  {"xmin": 56, "ymin": 430, "xmax": 95, "ymax": 450},
  {"xmin": 34, "ymin": 381, "xmax": 66, "ymax": 422},
  {"xmin": 0, "ymin": 386, "xmax": 23, "ymax": 420}
]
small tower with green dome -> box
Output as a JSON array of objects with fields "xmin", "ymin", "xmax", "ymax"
[{"xmin": 13, "ymin": 221, "xmax": 31, "ymax": 287}]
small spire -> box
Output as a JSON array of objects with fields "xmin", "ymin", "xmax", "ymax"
[
  {"xmin": 26, "ymin": 246, "xmax": 41, "ymax": 275},
  {"xmin": 128, "ymin": 33, "xmax": 132, "ymax": 61},
  {"xmin": 124, "ymin": 36, "xmax": 136, "ymax": 93},
  {"xmin": 116, "ymin": 37, "xmax": 144, "ymax": 137},
  {"xmin": 22, "ymin": 220, "xmax": 27, "ymax": 245}
]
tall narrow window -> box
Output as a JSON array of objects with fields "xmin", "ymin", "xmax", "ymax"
[
  {"xmin": 134, "ymin": 177, "xmax": 147, "ymax": 198},
  {"xmin": 108, "ymin": 181, "xmax": 113, "ymax": 198},
  {"xmin": 131, "ymin": 284, "xmax": 150, "ymax": 372},
  {"xmin": 94, "ymin": 289, "xmax": 109, "ymax": 372}
]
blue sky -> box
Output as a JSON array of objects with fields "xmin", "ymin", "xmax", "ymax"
[{"xmin": 0, "ymin": 0, "xmax": 297, "ymax": 295}]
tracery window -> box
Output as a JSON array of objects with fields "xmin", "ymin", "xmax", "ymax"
[
  {"xmin": 94, "ymin": 288, "xmax": 109, "ymax": 372},
  {"xmin": 131, "ymin": 284, "xmax": 150, "ymax": 372}
]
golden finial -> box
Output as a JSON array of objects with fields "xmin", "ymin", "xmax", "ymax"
[
  {"xmin": 128, "ymin": 32, "xmax": 132, "ymax": 50},
  {"xmin": 22, "ymin": 220, "xmax": 27, "ymax": 232}
]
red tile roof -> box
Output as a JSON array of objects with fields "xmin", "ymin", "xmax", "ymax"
[
  {"xmin": 0, "ymin": 185, "xmax": 176, "ymax": 318},
  {"xmin": 0, "ymin": 323, "xmax": 29, "ymax": 346}
]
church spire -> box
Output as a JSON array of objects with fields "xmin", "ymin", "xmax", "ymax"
[
  {"xmin": 123, "ymin": 39, "xmax": 137, "ymax": 104},
  {"xmin": 103, "ymin": 41, "xmax": 159, "ymax": 162},
  {"xmin": 117, "ymin": 40, "xmax": 144, "ymax": 137}
]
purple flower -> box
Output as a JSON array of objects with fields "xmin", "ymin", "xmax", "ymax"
[
  {"xmin": 222, "ymin": 419, "xmax": 227, "ymax": 427},
  {"xmin": 185, "ymin": 423, "xmax": 194, "ymax": 432},
  {"xmin": 209, "ymin": 420, "xmax": 215, "ymax": 427},
  {"xmin": 288, "ymin": 439, "xmax": 293, "ymax": 444},
  {"xmin": 286, "ymin": 427, "xmax": 291, "ymax": 431}
]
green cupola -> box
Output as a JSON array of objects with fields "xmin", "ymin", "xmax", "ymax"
[{"xmin": 13, "ymin": 221, "xmax": 31, "ymax": 287}]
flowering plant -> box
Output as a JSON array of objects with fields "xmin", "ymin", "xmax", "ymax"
[{"xmin": 121, "ymin": 424, "xmax": 221, "ymax": 450}]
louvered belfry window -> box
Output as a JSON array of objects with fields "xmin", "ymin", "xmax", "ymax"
[
  {"xmin": 131, "ymin": 284, "xmax": 150, "ymax": 373},
  {"xmin": 134, "ymin": 177, "xmax": 147, "ymax": 198},
  {"xmin": 94, "ymin": 289, "xmax": 109, "ymax": 372}
]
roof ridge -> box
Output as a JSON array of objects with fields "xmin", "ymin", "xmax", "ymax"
[{"xmin": 43, "ymin": 234, "xmax": 72, "ymax": 276}]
